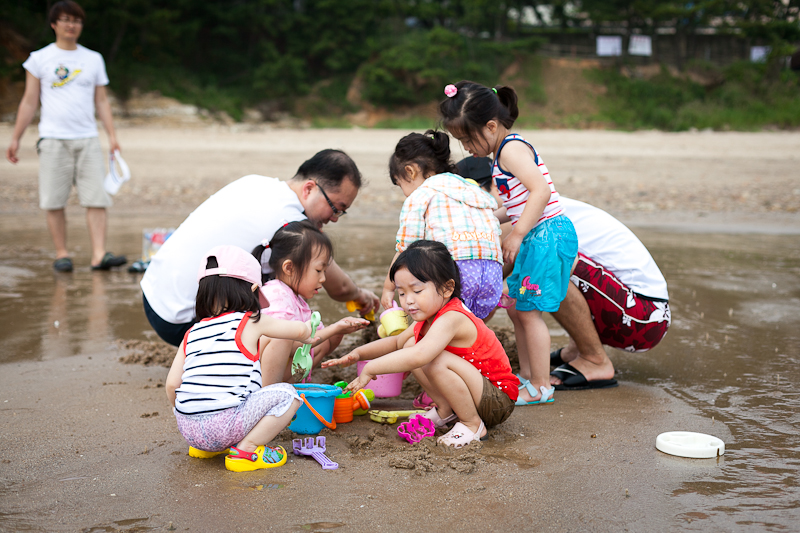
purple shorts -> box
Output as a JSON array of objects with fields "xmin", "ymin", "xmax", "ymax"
[
  {"xmin": 457, "ymin": 259, "xmax": 503, "ymax": 319},
  {"xmin": 174, "ymin": 383, "xmax": 300, "ymax": 452}
]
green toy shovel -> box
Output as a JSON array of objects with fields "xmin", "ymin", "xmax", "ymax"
[{"xmin": 292, "ymin": 311, "xmax": 320, "ymax": 381}]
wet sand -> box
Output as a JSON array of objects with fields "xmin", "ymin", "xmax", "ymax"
[{"xmin": 1, "ymin": 125, "xmax": 799, "ymax": 531}]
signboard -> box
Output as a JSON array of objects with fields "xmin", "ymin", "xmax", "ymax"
[
  {"xmin": 596, "ymin": 36, "xmax": 622, "ymax": 57},
  {"xmin": 750, "ymin": 46, "xmax": 771, "ymax": 62},
  {"xmin": 629, "ymin": 35, "xmax": 652, "ymax": 57}
]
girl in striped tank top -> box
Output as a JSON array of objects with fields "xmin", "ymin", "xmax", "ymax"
[
  {"xmin": 166, "ymin": 245, "xmax": 316, "ymax": 472},
  {"xmin": 440, "ymin": 81, "xmax": 578, "ymax": 406}
]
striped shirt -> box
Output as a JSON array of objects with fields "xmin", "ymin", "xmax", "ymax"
[
  {"xmin": 492, "ymin": 134, "xmax": 563, "ymax": 227},
  {"xmin": 396, "ymin": 172, "xmax": 502, "ymax": 263},
  {"xmin": 175, "ymin": 312, "xmax": 262, "ymax": 416}
]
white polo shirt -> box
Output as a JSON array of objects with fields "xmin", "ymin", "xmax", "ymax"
[
  {"xmin": 560, "ymin": 197, "xmax": 669, "ymax": 300},
  {"xmin": 141, "ymin": 176, "xmax": 307, "ymax": 324},
  {"xmin": 22, "ymin": 43, "xmax": 109, "ymax": 139}
]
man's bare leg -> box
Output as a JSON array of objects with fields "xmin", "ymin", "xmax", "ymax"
[
  {"xmin": 549, "ymin": 282, "xmax": 615, "ymax": 385},
  {"xmin": 46, "ymin": 209, "xmax": 69, "ymax": 259},
  {"xmin": 86, "ymin": 207, "xmax": 107, "ymax": 266}
]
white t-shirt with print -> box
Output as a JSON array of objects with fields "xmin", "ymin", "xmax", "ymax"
[
  {"xmin": 560, "ymin": 197, "xmax": 669, "ymax": 300},
  {"xmin": 141, "ymin": 176, "xmax": 308, "ymax": 324},
  {"xmin": 22, "ymin": 43, "xmax": 109, "ymax": 139}
]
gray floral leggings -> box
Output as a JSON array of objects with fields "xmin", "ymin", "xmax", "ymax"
[{"xmin": 175, "ymin": 383, "xmax": 300, "ymax": 452}]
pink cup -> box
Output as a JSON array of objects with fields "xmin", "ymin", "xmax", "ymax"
[{"xmin": 356, "ymin": 361, "xmax": 405, "ymax": 398}]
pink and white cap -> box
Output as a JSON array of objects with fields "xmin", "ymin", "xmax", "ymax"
[
  {"xmin": 198, "ymin": 245, "xmax": 269, "ymax": 308},
  {"xmin": 197, "ymin": 245, "xmax": 262, "ymax": 286}
]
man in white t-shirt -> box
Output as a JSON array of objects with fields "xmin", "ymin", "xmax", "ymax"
[
  {"xmin": 6, "ymin": 1, "xmax": 126, "ymax": 273},
  {"xmin": 141, "ymin": 149, "xmax": 381, "ymax": 346},
  {"xmin": 547, "ymin": 197, "xmax": 671, "ymax": 390}
]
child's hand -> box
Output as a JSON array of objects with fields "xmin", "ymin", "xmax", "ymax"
[
  {"xmin": 502, "ymin": 231, "xmax": 524, "ymax": 265},
  {"xmin": 300, "ymin": 320, "xmax": 317, "ymax": 344},
  {"xmin": 345, "ymin": 371, "xmax": 374, "ymax": 393},
  {"xmin": 380, "ymin": 289, "xmax": 395, "ymax": 311},
  {"xmin": 321, "ymin": 351, "xmax": 360, "ymax": 368},
  {"xmin": 333, "ymin": 316, "xmax": 370, "ymax": 334}
]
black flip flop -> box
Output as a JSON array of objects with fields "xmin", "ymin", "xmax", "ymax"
[
  {"xmin": 550, "ymin": 363, "xmax": 618, "ymax": 391},
  {"xmin": 550, "ymin": 348, "xmax": 566, "ymax": 367},
  {"xmin": 53, "ymin": 257, "xmax": 73, "ymax": 272},
  {"xmin": 91, "ymin": 252, "xmax": 127, "ymax": 271}
]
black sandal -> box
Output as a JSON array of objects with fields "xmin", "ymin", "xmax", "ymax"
[
  {"xmin": 550, "ymin": 348, "xmax": 566, "ymax": 367},
  {"xmin": 91, "ymin": 252, "xmax": 127, "ymax": 270},
  {"xmin": 53, "ymin": 257, "xmax": 73, "ymax": 272}
]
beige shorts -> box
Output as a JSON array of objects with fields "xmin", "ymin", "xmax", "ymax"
[
  {"xmin": 37, "ymin": 137, "xmax": 111, "ymax": 209},
  {"xmin": 476, "ymin": 376, "xmax": 515, "ymax": 428}
]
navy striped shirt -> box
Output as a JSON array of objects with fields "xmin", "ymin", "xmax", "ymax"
[{"xmin": 175, "ymin": 312, "xmax": 262, "ymax": 416}]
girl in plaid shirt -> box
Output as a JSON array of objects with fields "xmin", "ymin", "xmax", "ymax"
[{"xmin": 381, "ymin": 130, "xmax": 503, "ymax": 320}]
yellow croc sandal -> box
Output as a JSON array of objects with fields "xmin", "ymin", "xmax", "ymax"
[
  {"xmin": 225, "ymin": 445, "xmax": 287, "ymax": 472},
  {"xmin": 188, "ymin": 446, "xmax": 230, "ymax": 459}
]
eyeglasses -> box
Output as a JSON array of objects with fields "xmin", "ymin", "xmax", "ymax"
[
  {"xmin": 57, "ymin": 18, "xmax": 83, "ymax": 25},
  {"xmin": 316, "ymin": 182, "xmax": 347, "ymax": 217}
]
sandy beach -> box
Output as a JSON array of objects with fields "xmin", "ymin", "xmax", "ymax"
[{"xmin": 1, "ymin": 125, "xmax": 798, "ymax": 532}]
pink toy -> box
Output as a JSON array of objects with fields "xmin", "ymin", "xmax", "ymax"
[
  {"xmin": 397, "ymin": 415, "xmax": 435, "ymax": 444},
  {"xmin": 292, "ymin": 436, "xmax": 338, "ymax": 470}
]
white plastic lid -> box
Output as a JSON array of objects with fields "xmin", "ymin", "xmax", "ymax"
[
  {"xmin": 104, "ymin": 150, "xmax": 130, "ymax": 195},
  {"xmin": 656, "ymin": 431, "xmax": 725, "ymax": 458}
]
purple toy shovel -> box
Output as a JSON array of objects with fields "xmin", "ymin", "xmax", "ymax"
[{"xmin": 292, "ymin": 436, "xmax": 338, "ymax": 470}]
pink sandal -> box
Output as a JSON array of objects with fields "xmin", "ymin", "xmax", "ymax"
[
  {"xmin": 437, "ymin": 421, "xmax": 487, "ymax": 448},
  {"xmin": 412, "ymin": 391, "xmax": 436, "ymax": 410},
  {"xmin": 410, "ymin": 407, "xmax": 457, "ymax": 428}
]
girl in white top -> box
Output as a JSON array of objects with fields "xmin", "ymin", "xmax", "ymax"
[
  {"xmin": 251, "ymin": 220, "xmax": 369, "ymax": 385},
  {"xmin": 166, "ymin": 245, "xmax": 315, "ymax": 472},
  {"xmin": 440, "ymin": 81, "xmax": 578, "ymax": 406}
]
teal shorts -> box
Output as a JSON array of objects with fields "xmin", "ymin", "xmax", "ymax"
[{"xmin": 507, "ymin": 215, "xmax": 578, "ymax": 313}]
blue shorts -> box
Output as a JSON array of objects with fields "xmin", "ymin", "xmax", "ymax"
[{"xmin": 507, "ymin": 215, "xmax": 578, "ymax": 313}]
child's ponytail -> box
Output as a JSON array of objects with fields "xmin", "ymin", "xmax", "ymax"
[
  {"xmin": 493, "ymin": 85, "xmax": 519, "ymax": 126},
  {"xmin": 251, "ymin": 243, "xmax": 271, "ymax": 284},
  {"xmin": 389, "ymin": 129, "xmax": 457, "ymax": 184}
]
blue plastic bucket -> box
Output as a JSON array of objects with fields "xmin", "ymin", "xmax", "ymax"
[{"xmin": 289, "ymin": 384, "xmax": 342, "ymax": 435}]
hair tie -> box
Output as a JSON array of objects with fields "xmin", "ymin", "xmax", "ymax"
[
  {"xmin": 492, "ymin": 88, "xmax": 497, "ymax": 94},
  {"xmin": 444, "ymin": 84, "xmax": 457, "ymax": 98},
  {"xmin": 260, "ymin": 247, "xmax": 274, "ymax": 275}
]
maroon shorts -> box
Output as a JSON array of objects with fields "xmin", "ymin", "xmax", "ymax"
[{"xmin": 571, "ymin": 253, "xmax": 670, "ymax": 352}]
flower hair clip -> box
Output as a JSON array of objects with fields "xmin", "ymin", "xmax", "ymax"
[{"xmin": 444, "ymin": 84, "xmax": 457, "ymax": 98}]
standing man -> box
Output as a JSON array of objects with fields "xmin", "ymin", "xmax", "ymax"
[{"xmin": 6, "ymin": 0, "xmax": 126, "ymax": 272}]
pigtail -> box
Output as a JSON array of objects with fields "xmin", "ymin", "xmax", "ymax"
[
  {"xmin": 494, "ymin": 86, "xmax": 519, "ymax": 126},
  {"xmin": 426, "ymin": 129, "xmax": 458, "ymax": 175},
  {"xmin": 251, "ymin": 243, "xmax": 274, "ymax": 284},
  {"xmin": 390, "ymin": 130, "xmax": 457, "ymax": 183}
]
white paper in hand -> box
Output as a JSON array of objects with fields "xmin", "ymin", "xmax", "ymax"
[{"xmin": 104, "ymin": 150, "xmax": 130, "ymax": 195}]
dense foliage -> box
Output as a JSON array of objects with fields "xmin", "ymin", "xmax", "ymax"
[
  {"xmin": 592, "ymin": 61, "xmax": 800, "ymax": 130},
  {"xmin": 1, "ymin": 0, "xmax": 797, "ymax": 126}
]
